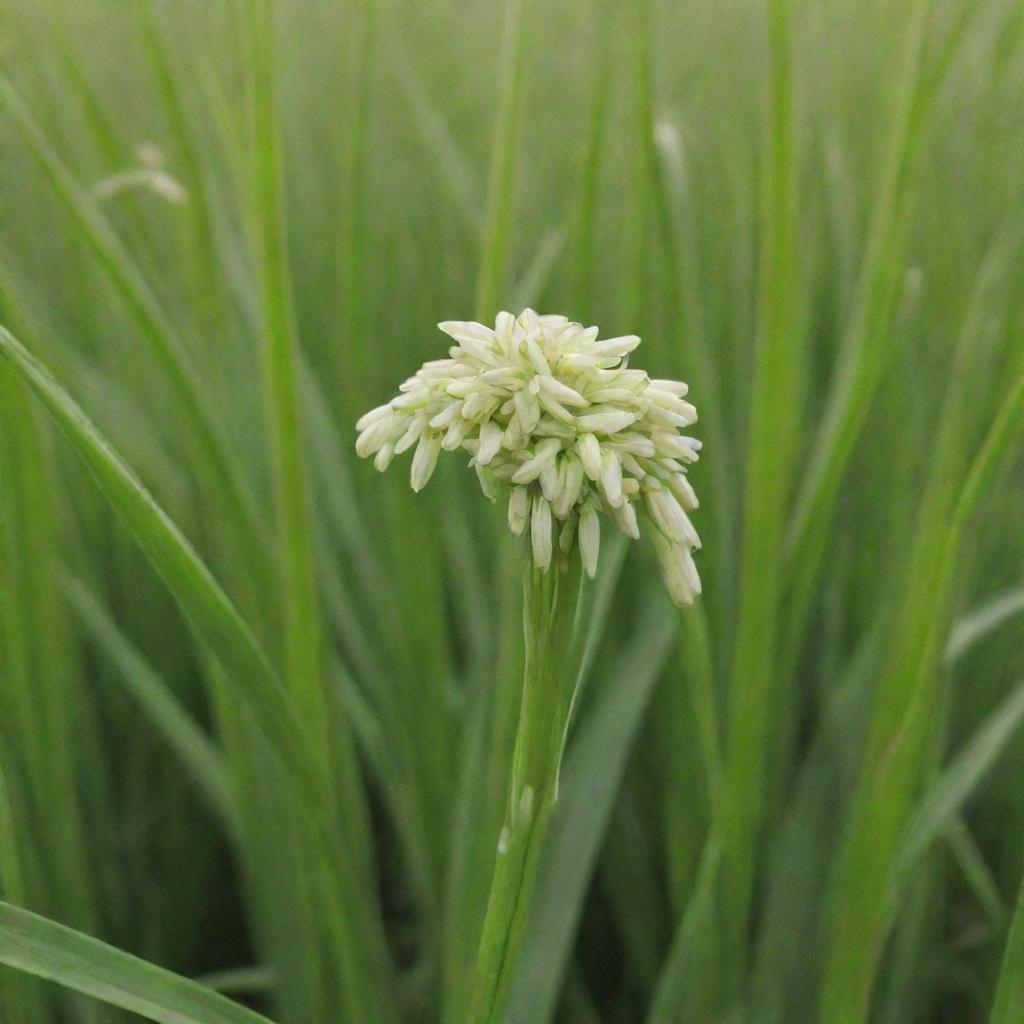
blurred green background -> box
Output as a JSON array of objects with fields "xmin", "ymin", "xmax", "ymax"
[{"xmin": 2, "ymin": 0, "xmax": 1024, "ymax": 1021}]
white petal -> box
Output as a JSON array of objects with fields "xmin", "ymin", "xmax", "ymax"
[
  {"xmin": 355, "ymin": 403, "xmax": 394, "ymax": 432},
  {"xmin": 429, "ymin": 400, "xmax": 464, "ymax": 430},
  {"xmin": 513, "ymin": 388, "xmax": 541, "ymax": 433},
  {"xmin": 356, "ymin": 417, "xmax": 394, "ymax": 458},
  {"xmin": 646, "ymin": 489, "xmax": 700, "ymax": 549},
  {"xmin": 410, "ymin": 434, "xmax": 442, "ymax": 492},
  {"xmin": 511, "ymin": 438, "xmax": 561, "ymax": 484},
  {"xmin": 522, "ymin": 336, "xmax": 552, "ymax": 376},
  {"xmin": 653, "ymin": 532, "xmax": 699, "ymax": 606},
  {"xmin": 477, "ymin": 420, "xmax": 504, "ymax": 465},
  {"xmin": 442, "ymin": 416, "xmax": 471, "ymax": 451},
  {"xmin": 554, "ymin": 457, "xmax": 585, "ymax": 517},
  {"xmin": 586, "ymin": 335, "xmax": 641, "ymax": 359},
  {"xmin": 652, "ymin": 431, "xmax": 701, "ymax": 462},
  {"xmin": 600, "ymin": 450, "xmax": 623, "ymax": 507},
  {"xmin": 649, "ymin": 378, "xmax": 688, "ymax": 397},
  {"xmin": 611, "ymin": 498, "xmax": 640, "ymax": 539},
  {"xmin": 558, "ymin": 516, "xmax": 576, "ymax": 554},
  {"xmin": 531, "ymin": 496, "xmax": 553, "ymax": 571},
  {"xmin": 540, "ymin": 458, "xmax": 561, "ymax": 502},
  {"xmin": 373, "ymin": 443, "xmax": 395, "ymax": 472},
  {"xmin": 438, "ymin": 320, "xmax": 497, "ymax": 347},
  {"xmin": 462, "ymin": 392, "xmax": 499, "ymax": 420},
  {"xmin": 503, "ymin": 414, "xmax": 529, "ymax": 451},
  {"xmin": 577, "ymin": 433, "xmax": 603, "ymax": 481},
  {"xmin": 537, "ymin": 390, "xmax": 576, "ymax": 424},
  {"xmin": 539, "ymin": 375, "xmax": 588, "ymax": 407},
  {"xmin": 508, "ymin": 486, "xmax": 530, "ymax": 534},
  {"xmin": 494, "ymin": 311, "xmax": 516, "ymax": 352},
  {"xmin": 475, "ymin": 463, "xmax": 498, "ymax": 502},
  {"xmin": 394, "ymin": 415, "xmax": 427, "ymax": 454},
  {"xmin": 579, "ymin": 506, "xmax": 600, "ymax": 577},
  {"xmin": 576, "ymin": 409, "xmax": 636, "ymax": 435},
  {"xmin": 517, "ymin": 308, "xmax": 541, "ymax": 335},
  {"xmin": 668, "ymin": 472, "xmax": 699, "ymax": 510}
]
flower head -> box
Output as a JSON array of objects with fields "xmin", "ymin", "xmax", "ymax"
[{"xmin": 355, "ymin": 310, "xmax": 702, "ymax": 605}]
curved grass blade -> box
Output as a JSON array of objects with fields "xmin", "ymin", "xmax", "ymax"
[
  {"xmin": 62, "ymin": 573, "xmax": 239, "ymax": 843},
  {"xmin": 717, "ymin": 0, "xmax": 802, "ymax": 1003},
  {"xmin": 0, "ymin": 321, "xmax": 398, "ymax": 1022},
  {"xmin": 474, "ymin": 0, "xmax": 526, "ymax": 319},
  {"xmin": 946, "ymin": 586, "xmax": 1024, "ymax": 665},
  {"xmin": 0, "ymin": 77, "xmax": 272, "ymax": 593},
  {"xmin": 0, "ymin": 321, "xmax": 313, "ymax": 798},
  {"xmin": 819, "ymin": 366, "xmax": 1024, "ymax": 1023},
  {"xmin": 888, "ymin": 678, "xmax": 1024, "ymax": 912},
  {"xmin": 0, "ymin": 901, "xmax": 275, "ymax": 1024},
  {"xmin": 780, "ymin": 0, "xmax": 936, "ymax": 661},
  {"xmin": 990, "ymin": 868, "xmax": 1024, "ymax": 1023}
]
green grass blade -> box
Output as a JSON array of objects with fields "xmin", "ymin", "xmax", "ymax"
[
  {"xmin": 946, "ymin": 586, "xmax": 1024, "ymax": 665},
  {"xmin": 780, "ymin": 0, "xmax": 935, "ymax": 659},
  {"xmin": 247, "ymin": 0, "xmax": 326, "ymax": 742},
  {"xmin": 0, "ymin": 322, "xmax": 314, "ymax": 806},
  {"xmin": 717, "ymin": 0, "xmax": 802, "ymax": 1002},
  {"xmin": 0, "ymin": 753, "xmax": 49, "ymax": 1021},
  {"xmin": 990, "ymin": 867, "xmax": 1024, "ymax": 1023},
  {"xmin": 820, "ymin": 366, "xmax": 1024, "ymax": 1023},
  {"xmin": 61, "ymin": 573, "xmax": 239, "ymax": 842},
  {"xmin": 0, "ymin": 320, "xmax": 398, "ymax": 1021},
  {"xmin": 0, "ymin": 77, "xmax": 271, "ymax": 591},
  {"xmin": 474, "ymin": 0, "xmax": 526, "ymax": 319},
  {"xmin": 889, "ymin": 678, "xmax": 1024, "ymax": 911},
  {"xmin": 0, "ymin": 354, "xmax": 99, "ymax": 938},
  {"xmin": 0, "ymin": 900, "xmax": 275, "ymax": 1024}
]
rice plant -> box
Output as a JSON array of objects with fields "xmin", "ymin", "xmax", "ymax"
[{"xmin": 1, "ymin": 1, "xmax": 1024, "ymax": 1022}]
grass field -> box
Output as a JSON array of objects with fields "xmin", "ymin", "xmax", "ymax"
[{"xmin": 2, "ymin": 1, "xmax": 1024, "ymax": 1022}]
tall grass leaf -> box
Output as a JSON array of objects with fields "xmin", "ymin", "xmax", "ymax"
[
  {"xmin": 946, "ymin": 818, "xmax": 1007, "ymax": 929},
  {"xmin": 0, "ymin": 356, "xmax": 99, "ymax": 939},
  {"xmin": 248, "ymin": 0, "xmax": 328, "ymax": 750},
  {"xmin": 0, "ymin": 77, "xmax": 271, "ymax": 589},
  {"xmin": 819, "ymin": 365, "xmax": 1024, "ymax": 1023},
  {"xmin": 0, "ymin": 754, "xmax": 49, "ymax": 1021},
  {"xmin": 474, "ymin": 0, "xmax": 526, "ymax": 319},
  {"xmin": 393, "ymin": 54, "xmax": 482, "ymax": 239},
  {"xmin": 0, "ymin": 321, "xmax": 315, "ymax": 798},
  {"xmin": 888, "ymin": 678, "xmax": 1024, "ymax": 909},
  {"xmin": 990, "ymin": 865, "xmax": 1024, "ymax": 1024},
  {"xmin": 247, "ymin": 0, "xmax": 379, "ymax": 882},
  {"xmin": 137, "ymin": 0, "xmax": 224, "ymax": 322},
  {"xmin": 0, "ymin": 321, "xmax": 399, "ymax": 1022},
  {"xmin": 62, "ymin": 573, "xmax": 239, "ymax": 843},
  {"xmin": 509, "ymin": 227, "xmax": 567, "ymax": 313},
  {"xmin": 0, "ymin": 900, "xmax": 276, "ymax": 1024},
  {"xmin": 946, "ymin": 587, "xmax": 1024, "ymax": 665},
  {"xmin": 717, "ymin": 0, "xmax": 802, "ymax": 1003},
  {"xmin": 780, "ymin": 0, "xmax": 935, "ymax": 663}
]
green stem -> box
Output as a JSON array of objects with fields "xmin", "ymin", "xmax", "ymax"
[{"xmin": 468, "ymin": 554, "xmax": 583, "ymax": 1024}]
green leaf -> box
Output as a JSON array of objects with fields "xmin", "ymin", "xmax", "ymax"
[
  {"xmin": 889, "ymin": 678, "xmax": 1024, "ymax": 910},
  {"xmin": 0, "ymin": 322, "xmax": 314, "ymax": 801},
  {"xmin": 946, "ymin": 586, "xmax": 1024, "ymax": 665},
  {"xmin": 0, "ymin": 900, "xmax": 275, "ymax": 1024},
  {"xmin": 991, "ymin": 869, "xmax": 1024, "ymax": 1023},
  {"xmin": 61, "ymin": 573, "xmax": 239, "ymax": 842}
]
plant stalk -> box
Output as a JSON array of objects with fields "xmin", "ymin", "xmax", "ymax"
[{"xmin": 468, "ymin": 553, "xmax": 583, "ymax": 1024}]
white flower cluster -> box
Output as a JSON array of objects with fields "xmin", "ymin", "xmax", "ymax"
[{"xmin": 355, "ymin": 310, "xmax": 702, "ymax": 605}]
